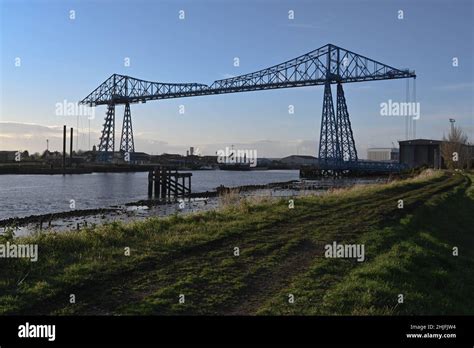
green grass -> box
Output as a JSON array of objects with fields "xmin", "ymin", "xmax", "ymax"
[{"xmin": 0, "ymin": 171, "xmax": 472, "ymax": 315}]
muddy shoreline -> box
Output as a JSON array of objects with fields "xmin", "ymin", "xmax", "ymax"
[
  {"xmin": 0, "ymin": 180, "xmax": 300, "ymax": 229},
  {"xmin": 0, "ymin": 208, "xmax": 119, "ymax": 229},
  {"xmin": 0, "ymin": 177, "xmax": 388, "ymax": 235}
]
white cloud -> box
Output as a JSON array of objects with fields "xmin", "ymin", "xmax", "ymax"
[
  {"xmin": 434, "ymin": 82, "xmax": 474, "ymax": 91},
  {"xmin": 0, "ymin": 122, "xmax": 316, "ymax": 157}
]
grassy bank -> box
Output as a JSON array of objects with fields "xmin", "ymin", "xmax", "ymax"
[{"xmin": 0, "ymin": 171, "xmax": 473, "ymax": 315}]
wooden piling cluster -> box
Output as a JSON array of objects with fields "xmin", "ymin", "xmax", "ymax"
[{"xmin": 148, "ymin": 166, "xmax": 192, "ymax": 200}]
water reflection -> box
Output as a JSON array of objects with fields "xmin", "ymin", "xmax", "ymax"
[{"xmin": 0, "ymin": 170, "xmax": 300, "ymax": 219}]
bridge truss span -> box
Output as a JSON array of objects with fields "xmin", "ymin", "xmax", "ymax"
[{"xmin": 80, "ymin": 43, "xmax": 416, "ymax": 172}]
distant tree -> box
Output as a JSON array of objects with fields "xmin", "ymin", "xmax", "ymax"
[
  {"xmin": 32, "ymin": 152, "xmax": 41, "ymax": 160},
  {"xmin": 441, "ymin": 125, "xmax": 470, "ymax": 169}
]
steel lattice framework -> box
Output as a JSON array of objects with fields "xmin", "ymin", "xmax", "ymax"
[
  {"xmin": 80, "ymin": 43, "xmax": 415, "ymax": 169},
  {"xmin": 336, "ymin": 83, "xmax": 358, "ymax": 162},
  {"xmin": 319, "ymin": 82, "xmax": 340, "ymax": 163},
  {"xmin": 120, "ymin": 103, "xmax": 135, "ymax": 153},
  {"xmin": 98, "ymin": 104, "xmax": 115, "ymax": 154}
]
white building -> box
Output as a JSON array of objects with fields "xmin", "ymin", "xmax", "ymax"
[{"xmin": 367, "ymin": 148, "xmax": 399, "ymax": 161}]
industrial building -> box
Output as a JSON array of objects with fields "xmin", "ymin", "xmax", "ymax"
[
  {"xmin": 367, "ymin": 148, "xmax": 399, "ymax": 162},
  {"xmin": 398, "ymin": 139, "xmax": 443, "ymax": 169}
]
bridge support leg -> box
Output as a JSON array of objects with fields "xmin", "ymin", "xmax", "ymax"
[
  {"xmin": 318, "ymin": 81, "xmax": 341, "ymax": 167},
  {"xmin": 336, "ymin": 83, "xmax": 358, "ymax": 162},
  {"xmin": 120, "ymin": 102, "xmax": 135, "ymax": 155},
  {"xmin": 98, "ymin": 103, "xmax": 115, "ymax": 161}
]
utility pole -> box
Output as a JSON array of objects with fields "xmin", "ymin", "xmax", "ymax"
[
  {"xmin": 449, "ymin": 118, "xmax": 456, "ymax": 134},
  {"xmin": 46, "ymin": 139, "xmax": 49, "ymax": 151}
]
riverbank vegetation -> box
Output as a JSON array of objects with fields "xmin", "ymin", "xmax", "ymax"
[{"xmin": 0, "ymin": 170, "xmax": 473, "ymax": 315}]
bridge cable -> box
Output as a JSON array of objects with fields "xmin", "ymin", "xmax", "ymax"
[
  {"xmin": 412, "ymin": 78, "xmax": 417, "ymax": 139},
  {"xmin": 405, "ymin": 79, "xmax": 409, "ymax": 140}
]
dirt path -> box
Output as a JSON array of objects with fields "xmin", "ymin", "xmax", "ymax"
[{"xmin": 14, "ymin": 174, "xmax": 466, "ymax": 315}]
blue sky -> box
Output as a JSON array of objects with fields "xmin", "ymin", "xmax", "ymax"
[{"xmin": 1, "ymin": 0, "xmax": 473, "ymax": 157}]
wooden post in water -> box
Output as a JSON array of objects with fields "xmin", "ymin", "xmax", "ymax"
[
  {"xmin": 146, "ymin": 166, "xmax": 192, "ymax": 201},
  {"xmin": 160, "ymin": 166, "xmax": 166, "ymax": 200},
  {"xmin": 155, "ymin": 167, "xmax": 160, "ymax": 198},
  {"xmin": 148, "ymin": 170, "xmax": 153, "ymax": 197},
  {"xmin": 175, "ymin": 169, "xmax": 179, "ymax": 196},
  {"xmin": 167, "ymin": 168, "xmax": 171, "ymax": 201}
]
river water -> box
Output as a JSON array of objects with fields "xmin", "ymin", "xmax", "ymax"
[{"xmin": 0, "ymin": 170, "xmax": 300, "ymax": 220}]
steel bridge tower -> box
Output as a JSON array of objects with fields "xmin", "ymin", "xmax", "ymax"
[
  {"xmin": 97, "ymin": 104, "xmax": 115, "ymax": 160},
  {"xmin": 318, "ymin": 82, "xmax": 358, "ymax": 165},
  {"xmin": 319, "ymin": 82, "xmax": 341, "ymax": 164},
  {"xmin": 336, "ymin": 83, "xmax": 358, "ymax": 162},
  {"xmin": 81, "ymin": 44, "xmax": 415, "ymax": 170},
  {"xmin": 97, "ymin": 102, "xmax": 135, "ymax": 160},
  {"xmin": 120, "ymin": 102, "xmax": 135, "ymax": 154}
]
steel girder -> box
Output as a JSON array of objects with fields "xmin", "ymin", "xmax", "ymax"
[
  {"xmin": 98, "ymin": 103, "xmax": 115, "ymax": 153},
  {"xmin": 317, "ymin": 160, "xmax": 407, "ymax": 172},
  {"xmin": 336, "ymin": 83, "xmax": 358, "ymax": 162},
  {"xmin": 318, "ymin": 82, "xmax": 340, "ymax": 163},
  {"xmin": 120, "ymin": 103, "xmax": 135, "ymax": 154},
  {"xmin": 84, "ymin": 43, "xmax": 416, "ymax": 166},
  {"xmin": 318, "ymin": 82, "xmax": 358, "ymax": 166},
  {"xmin": 79, "ymin": 44, "xmax": 416, "ymax": 106}
]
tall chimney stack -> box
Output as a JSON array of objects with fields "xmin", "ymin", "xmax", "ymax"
[
  {"xmin": 70, "ymin": 127, "xmax": 73, "ymax": 167},
  {"xmin": 62, "ymin": 125, "xmax": 66, "ymax": 171}
]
